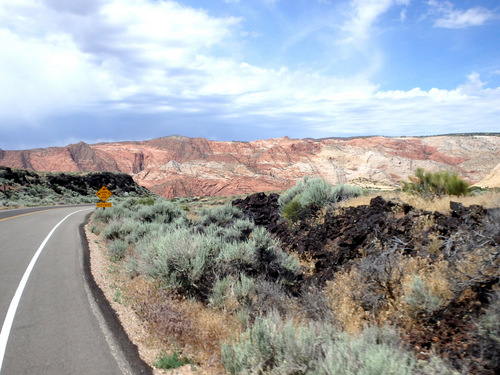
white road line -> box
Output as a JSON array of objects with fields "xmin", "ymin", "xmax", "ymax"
[{"xmin": 0, "ymin": 209, "xmax": 89, "ymax": 373}]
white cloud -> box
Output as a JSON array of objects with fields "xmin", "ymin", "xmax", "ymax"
[
  {"xmin": 428, "ymin": 0, "xmax": 497, "ymax": 29},
  {"xmin": 334, "ymin": 0, "xmax": 410, "ymax": 80},
  {"xmin": 0, "ymin": 0, "xmax": 241, "ymax": 118},
  {"xmin": 0, "ymin": 0, "xmax": 499, "ymax": 146},
  {"xmin": 0, "ymin": 28, "xmax": 112, "ymax": 121},
  {"xmin": 42, "ymin": 0, "xmax": 101, "ymax": 15},
  {"xmin": 342, "ymin": 0, "xmax": 410, "ymax": 42}
]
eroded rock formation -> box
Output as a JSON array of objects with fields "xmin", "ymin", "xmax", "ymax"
[{"xmin": 1, "ymin": 135, "xmax": 499, "ymax": 198}]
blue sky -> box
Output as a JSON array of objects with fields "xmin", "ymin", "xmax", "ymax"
[{"xmin": 0, "ymin": 0, "xmax": 499, "ymax": 150}]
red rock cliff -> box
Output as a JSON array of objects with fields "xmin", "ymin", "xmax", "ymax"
[{"xmin": 1, "ymin": 135, "xmax": 499, "ymax": 198}]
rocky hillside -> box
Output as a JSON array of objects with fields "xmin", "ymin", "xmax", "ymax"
[
  {"xmin": 232, "ymin": 192, "xmax": 500, "ymax": 374},
  {"xmin": 0, "ymin": 166, "xmax": 151, "ymax": 207},
  {"xmin": 1, "ymin": 134, "xmax": 499, "ymax": 198}
]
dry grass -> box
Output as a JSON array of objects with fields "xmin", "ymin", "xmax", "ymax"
[
  {"xmin": 130, "ymin": 282, "xmax": 241, "ymax": 374},
  {"xmin": 324, "ymin": 268, "xmax": 368, "ymax": 334},
  {"xmin": 325, "ymin": 255, "xmax": 456, "ymax": 333},
  {"xmin": 338, "ymin": 190, "xmax": 500, "ymax": 212}
]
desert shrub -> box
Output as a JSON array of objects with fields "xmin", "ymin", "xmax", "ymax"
[
  {"xmin": 251, "ymin": 226, "xmax": 299, "ymax": 279},
  {"xmin": 137, "ymin": 227, "xmax": 214, "ymax": 295},
  {"xmin": 279, "ymin": 177, "xmax": 361, "ymax": 223},
  {"xmin": 248, "ymin": 278, "xmax": 292, "ymax": 318},
  {"xmin": 331, "ymin": 184, "xmax": 363, "ymax": 202},
  {"xmin": 88, "ymin": 222, "xmax": 100, "ymax": 235},
  {"xmin": 92, "ymin": 206, "xmax": 115, "ymax": 224},
  {"xmin": 108, "ymin": 239, "xmax": 128, "ymax": 261},
  {"xmin": 136, "ymin": 196, "xmax": 156, "ymax": 206},
  {"xmin": 210, "ymin": 274, "xmax": 292, "ymax": 319},
  {"xmin": 478, "ymin": 289, "xmax": 500, "ymax": 372},
  {"xmin": 210, "ymin": 276, "xmax": 233, "ymax": 308},
  {"xmin": 226, "ymin": 219, "xmax": 255, "ymax": 242},
  {"xmin": 325, "ymin": 241, "xmax": 454, "ymax": 331},
  {"xmin": 232, "ymin": 273, "xmax": 256, "ymax": 307},
  {"xmin": 356, "ymin": 245, "xmax": 410, "ymax": 317},
  {"xmin": 221, "ymin": 311, "xmax": 333, "ymax": 374},
  {"xmin": 281, "ymin": 196, "xmax": 302, "ymax": 223},
  {"xmin": 300, "ymin": 284, "xmax": 336, "ymax": 324},
  {"xmin": 134, "ymin": 200, "xmax": 187, "ymax": 224},
  {"xmin": 320, "ymin": 325, "xmax": 458, "ymax": 375},
  {"xmin": 221, "ymin": 314, "xmax": 456, "ymax": 375},
  {"xmin": 217, "ymin": 242, "xmax": 257, "ymax": 276},
  {"xmin": 277, "ymin": 178, "xmax": 306, "ymax": 208},
  {"xmin": 198, "ymin": 205, "xmax": 244, "ymax": 228},
  {"xmin": 402, "ymin": 168, "xmax": 470, "ymax": 199},
  {"xmin": 216, "ymin": 226, "xmax": 299, "ymax": 282},
  {"xmin": 404, "ymin": 275, "xmax": 444, "ymax": 321},
  {"xmin": 200, "ymin": 219, "xmax": 255, "ymax": 243},
  {"xmin": 102, "ymin": 219, "xmax": 135, "ymax": 241},
  {"xmin": 443, "ymin": 229, "xmax": 500, "ymax": 302},
  {"xmin": 126, "ymin": 221, "xmax": 170, "ymax": 243},
  {"xmin": 299, "ymin": 177, "xmax": 339, "ymax": 209},
  {"xmin": 136, "ymin": 219, "xmax": 299, "ymax": 300},
  {"xmin": 319, "ymin": 326, "xmax": 416, "ymax": 375}
]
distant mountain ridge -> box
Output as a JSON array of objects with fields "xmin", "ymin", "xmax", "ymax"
[{"xmin": 1, "ymin": 135, "xmax": 499, "ymax": 198}]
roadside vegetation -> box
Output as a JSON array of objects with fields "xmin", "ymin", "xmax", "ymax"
[
  {"xmin": 0, "ymin": 166, "xmax": 151, "ymax": 208},
  {"xmin": 88, "ymin": 172, "xmax": 500, "ymax": 374}
]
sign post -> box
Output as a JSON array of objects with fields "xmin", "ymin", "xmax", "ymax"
[{"xmin": 96, "ymin": 186, "xmax": 113, "ymax": 208}]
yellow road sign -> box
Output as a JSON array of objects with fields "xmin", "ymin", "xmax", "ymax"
[
  {"xmin": 96, "ymin": 186, "xmax": 112, "ymax": 202},
  {"xmin": 97, "ymin": 202, "xmax": 112, "ymax": 208}
]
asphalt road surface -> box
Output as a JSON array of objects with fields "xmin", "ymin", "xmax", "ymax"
[{"xmin": 0, "ymin": 206, "xmax": 151, "ymax": 374}]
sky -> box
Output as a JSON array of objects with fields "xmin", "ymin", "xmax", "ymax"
[{"xmin": 0, "ymin": 0, "xmax": 499, "ymax": 150}]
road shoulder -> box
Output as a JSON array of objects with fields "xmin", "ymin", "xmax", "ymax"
[{"xmin": 80, "ymin": 216, "xmax": 154, "ymax": 375}]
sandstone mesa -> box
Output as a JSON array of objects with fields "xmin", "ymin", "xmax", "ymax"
[{"xmin": 0, "ymin": 135, "xmax": 499, "ymax": 198}]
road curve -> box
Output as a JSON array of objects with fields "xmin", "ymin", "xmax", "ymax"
[{"xmin": 0, "ymin": 206, "xmax": 151, "ymax": 374}]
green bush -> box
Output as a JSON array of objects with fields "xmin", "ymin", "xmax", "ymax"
[
  {"xmin": 278, "ymin": 178, "xmax": 308, "ymax": 209},
  {"xmin": 154, "ymin": 351, "xmax": 192, "ymax": 370},
  {"xmin": 221, "ymin": 312, "xmax": 331, "ymax": 374},
  {"xmin": 331, "ymin": 184, "xmax": 363, "ymax": 202},
  {"xmin": 281, "ymin": 196, "xmax": 302, "ymax": 224},
  {"xmin": 405, "ymin": 275, "xmax": 443, "ymax": 320},
  {"xmin": 299, "ymin": 178, "xmax": 338, "ymax": 209},
  {"xmin": 279, "ymin": 177, "xmax": 361, "ymax": 223},
  {"xmin": 102, "ymin": 219, "xmax": 133, "ymax": 241},
  {"xmin": 221, "ymin": 314, "xmax": 457, "ymax": 375},
  {"xmin": 198, "ymin": 205, "xmax": 244, "ymax": 228},
  {"xmin": 402, "ymin": 168, "xmax": 470, "ymax": 199},
  {"xmin": 210, "ymin": 276, "xmax": 233, "ymax": 308},
  {"xmin": 134, "ymin": 201, "xmax": 187, "ymax": 224},
  {"xmin": 137, "ymin": 227, "xmax": 213, "ymax": 294},
  {"xmin": 136, "ymin": 220, "xmax": 299, "ymax": 300},
  {"xmin": 216, "ymin": 226, "xmax": 299, "ymax": 282},
  {"xmin": 92, "ymin": 207, "xmax": 115, "ymax": 224},
  {"xmin": 136, "ymin": 196, "xmax": 155, "ymax": 206},
  {"xmin": 108, "ymin": 239, "xmax": 128, "ymax": 261},
  {"xmin": 127, "ymin": 221, "xmax": 169, "ymax": 243}
]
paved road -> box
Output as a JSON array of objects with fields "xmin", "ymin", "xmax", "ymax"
[{"xmin": 0, "ymin": 206, "xmax": 151, "ymax": 374}]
